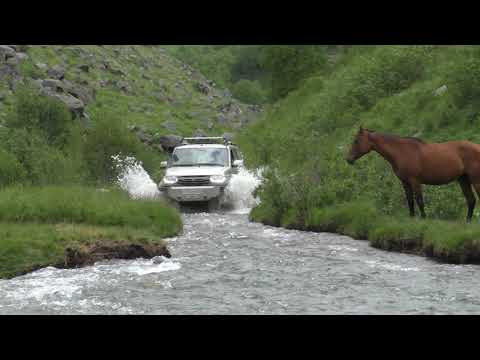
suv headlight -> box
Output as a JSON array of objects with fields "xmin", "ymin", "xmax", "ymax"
[
  {"xmin": 163, "ymin": 176, "xmax": 178, "ymax": 185},
  {"xmin": 210, "ymin": 175, "xmax": 227, "ymax": 184}
]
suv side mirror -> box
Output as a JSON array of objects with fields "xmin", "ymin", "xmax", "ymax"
[
  {"xmin": 160, "ymin": 161, "xmax": 168, "ymax": 169},
  {"xmin": 232, "ymin": 159, "xmax": 244, "ymax": 168}
]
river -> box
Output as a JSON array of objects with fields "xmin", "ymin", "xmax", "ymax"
[{"xmin": 1, "ymin": 161, "xmax": 480, "ymax": 314}]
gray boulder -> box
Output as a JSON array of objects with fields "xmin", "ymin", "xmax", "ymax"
[
  {"xmin": 35, "ymin": 63, "xmax": 48, "ymax": 71},
  {"xmin": 197, "ymin": 82, "xmax": 211, "ymax": 95},
  {"xmin": 78, "ymin": 64, "xmax": 89, "ymax": 73},
  {"xmin": 159, "ymin": 135, "xmax": 183, "ymax": 153},
  {"xmin": 223, "ymin": 133, "xmax": 234, "ymax": 142},
  {"xmin": 162, "ymin": 121, "xmax": 177, "ymax": 132},
  {"xmin": 0, "ymin": 45, "xmax": 16, "ymax": 61},
  {"xmin": 193, "ymin": 129, "xmax": 207, "ymax": 137},
  {"xmin": 217, "ymin": 114, "xmax": 228, "ymax": 124},
  {"xmin": 47, "ymin": 65, "xmax": 65, "ymax": 80},
  {"xmin": 116, "ymin": 80, "xmax": 132, "ymax": 93}
]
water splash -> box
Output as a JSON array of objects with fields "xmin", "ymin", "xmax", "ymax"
[
  {"xmin": 225, "ymin": 167, "xmax": 262, "ymax": 213},
  {"xmin": 112, "ymin": 154, "xmax": 263, "ymax": 213},
  {"xmin": 113, "ymin": 155, "xmax": 161, "ymax": 200}
]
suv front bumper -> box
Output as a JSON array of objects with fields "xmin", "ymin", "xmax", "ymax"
[{"xmin": 161, "ymin": 186, "xmax": 224, "ymax": 202}]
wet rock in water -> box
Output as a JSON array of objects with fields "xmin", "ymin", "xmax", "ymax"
[
  {"xmin": 152, "ymin": 256, "xmax": 166, "ymax": 264},
  {"xmin": 159, "ymin": 134, "xmax": 183, "ymax": 153},
  {"xmin": 47, "ymin": 65, "xmax": 66, "ymax": 80},
  {"xmin": 0, "ymin": 45, "xmax": 16, "ymax": 61}
]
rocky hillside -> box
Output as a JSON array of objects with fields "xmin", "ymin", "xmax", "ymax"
[{"xmin": 0, "ymin": 45, "xmax": 262, "ymax": 150}]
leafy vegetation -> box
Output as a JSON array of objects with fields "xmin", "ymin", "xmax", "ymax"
[{"xmin": 239, "ymin": 45, "xmax": 480, "ymax": 263}]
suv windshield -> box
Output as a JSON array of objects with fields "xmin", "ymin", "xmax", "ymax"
[{"xmin": 170, "ymin": 147, "xmax": 229, "ymax": 167}]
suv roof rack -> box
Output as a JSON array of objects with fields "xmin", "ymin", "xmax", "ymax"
[{"xmin": 181, "ymin": 136, "xmax": 235, "ymax": 146}]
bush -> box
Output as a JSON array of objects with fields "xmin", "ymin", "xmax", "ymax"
[
  {"xmin": 232, "ymin": 79, "xmax": 268, "ymax": 104},
  {"xmin": 83, "ymin": 114, "xmax": 141, "ymax": 184},
  {"xmin": 0, "ymin": 148, "xmax": 26, "ymax": 187},
  {"xmin": 7, "ymin": 87, "xmax": 73, "ymax": 147}
]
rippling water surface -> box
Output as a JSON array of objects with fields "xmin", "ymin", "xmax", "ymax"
[
  {"xmin": 2, "ymin": 211, "xmax": 480, "ymax": 314},
  {"xmin": 2, "ymin": 160, "xmax": 480, "ymax": 314}
]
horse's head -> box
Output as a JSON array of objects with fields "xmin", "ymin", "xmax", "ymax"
[{"xmin": 346, "ymin": 126, "xmax": 373, "ymax": 165}]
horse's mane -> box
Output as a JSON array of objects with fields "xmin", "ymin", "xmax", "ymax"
[{"xmin": 368, "ymin": 130, "xmax": 425, "ymax": 144}]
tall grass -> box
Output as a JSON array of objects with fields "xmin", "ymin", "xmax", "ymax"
[{"xmin": 0, "ymin": 186, "xmax": 182, "ymax": 236}]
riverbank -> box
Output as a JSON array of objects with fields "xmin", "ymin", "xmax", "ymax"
[
  {"xmin": 250, "ymin": 201, "xmax": 480, "ymax": 264},
  {"xmin": 0, "ymin": 186, "xmax": 182, "ymax": 279}
]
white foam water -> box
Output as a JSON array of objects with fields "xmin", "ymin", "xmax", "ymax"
[
  {"xmin": 113, "ymin": 155, "xmax": 161, "ymax": 200},
  {"xmin": 225, "ymin": 167, "xmax": 262, "ymax": 213},
  {"xmin": 113, "ymin": 154, "xmax": 263, "ymax": 213}
]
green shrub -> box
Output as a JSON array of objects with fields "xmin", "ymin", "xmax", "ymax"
[
  {"xmin": 7, "ymin": 87, "xmax": 73, "ymax": 147},
  {"xmin": 0, "ymin": 148, "xmax": 26, "ymax": 187},
  {"xmin": 232, "ymin": 79, "xmax": 268, "ymax": 104},
  {"xmin": 83, "ymin": 114, "xmax": 141, "ymax": 184}
]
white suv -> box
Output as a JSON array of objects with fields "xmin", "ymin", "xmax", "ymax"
[{"xmin": 158, "ymin": 137, "xmax": 244, "ymax": 210}]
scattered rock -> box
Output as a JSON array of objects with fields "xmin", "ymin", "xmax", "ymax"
[
  {"xmin": 116, "ymin": 80, "xmax": 132, "ymax": 93},
  {"xmin": 35, "ymin": 63, "xmax": 48, "ymax": 71},
  {"xmin": 224, "ymin": 89, "xmax": 232, "ymax": 97},
  {"xmin": 159, "ymin": 135, "xmax": 183, "ymax": 153},
  {"xmin": 217, "ymin": 114, "xmax": 228, "ymax": 124},
  {"xmin": 193, "ymin": 129, "xmax": 207, "ymax": 137},
  {"xmin": 248, "ymin": 104, "xmax": 262, "ymax": 112},
  {"xmin": 78, "ymin": 64, "xmax": 89, "ymax": 72},
  {"xmin": 137, "ymin": 130, "xmax": 154, "ymax": 144},
  {"xmin": 47, "ymin": 65, "xmax": 65, "ymax": 80},
  {"xmin": 434, "ymin": 85, "xmax": 448, "ymax": 96},
  {"xmin": 197, "ymin": 81, "xmax": 211, "ymax": 95},
  {"xmin": 223, "ymin": 132, "xmax": 234, "ymax": 142},
  {"xmin": 0, "ymin": 45, "xmax": 16, "ymax": 61},
  {"xmin": 162, "ymin": 121, "xmax": 177, "ymax": 132}
]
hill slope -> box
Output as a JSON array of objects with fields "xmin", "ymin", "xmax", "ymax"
[{"xmin": 0, "ymin": 45, "xmax": 262, "ymax": 143}]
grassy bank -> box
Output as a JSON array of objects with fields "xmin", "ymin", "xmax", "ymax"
[
  {"xmin": 250, "ymin": 201, "xmax": 480, "ymax": 264},
  {"xmin": 0, "ymin": 186, "xmax": 182, "ymax": 279}
]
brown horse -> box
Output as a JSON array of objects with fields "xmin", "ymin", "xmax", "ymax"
[{"xmin": 346, "ymin": 126, "xmax": 480, "ymax": 221}]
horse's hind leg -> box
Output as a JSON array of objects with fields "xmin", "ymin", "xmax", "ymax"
[
  {"xmin": 402, "ymin": 180, "xmax": 415, "ymax": 217},
  {"xmin": 458, "ymin": 175, "xmax": 476, "ymax": 222}
]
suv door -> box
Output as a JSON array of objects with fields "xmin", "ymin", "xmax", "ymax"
[{"xmin": 229, "ymin": 147, "xmax": 240, "ymax": 174}]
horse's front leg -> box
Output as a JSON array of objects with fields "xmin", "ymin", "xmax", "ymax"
[
  {"xmin": 411, "ymin": 180, "xmax": 426, "ymax": 219},
  {"xmin": 402, "ymin": 180, "xmax": 415, "ymax": 217}
]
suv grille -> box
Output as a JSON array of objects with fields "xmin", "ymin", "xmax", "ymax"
[{"xmin": 177, "ymin": 176, "xmax": 211, "ymax": 186}]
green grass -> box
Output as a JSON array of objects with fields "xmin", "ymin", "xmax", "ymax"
[
  {"xmin": 0, "ymin": 185, "xmax": 182, "ymax": 236},
  {"xmin": 250, "ymin": 201, "xmax": 480, "ymax": 264},
  {"xmin": 0, "ymin": 222, "xmax": 171, "ymax": 279},
  {"xmin": 0, "ymin": 186, "xmax": 182, "ymax": 278}
]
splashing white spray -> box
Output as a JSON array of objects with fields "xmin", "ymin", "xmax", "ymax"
[
  {"xmin": 224, "ymin": 167, "xmax": 263, "ymax": 213},
  {"xmin": 113, "ymin": 155, "xmax": 161, "ymax": 200},
  {"xmin": 113, "ymin": 154, "xmax": 262, "ymax": 212}
]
